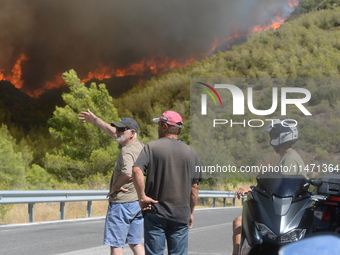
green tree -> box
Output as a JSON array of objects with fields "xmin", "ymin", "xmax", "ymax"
[
  {"xmin": 46, "ymin": 70, "xmax": 120, "ymax": 182},
  {"xmin": 26, "ymin": 164, "xmax": 52, "ymax": 190},
  {"xmin": 0, "ymin": 124, "xmax": 26, "ymax": 187}
]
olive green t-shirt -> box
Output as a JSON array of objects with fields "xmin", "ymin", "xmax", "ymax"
[
  {"xmin": 278, "ymin": 149, "xmax": 306, "ymax": 177},
  {"xmin": 109, "ymin": 140, "xmax": 144, "ymax": 203}
]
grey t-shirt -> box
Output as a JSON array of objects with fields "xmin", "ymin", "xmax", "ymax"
[{"xmin": 134, "ymin": 137, "xmax": 202, "ymax": 224}]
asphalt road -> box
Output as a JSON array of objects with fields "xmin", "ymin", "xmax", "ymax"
[{"xmin": 0, "ymin": 207, "xmax": 242, "ymax": 255}]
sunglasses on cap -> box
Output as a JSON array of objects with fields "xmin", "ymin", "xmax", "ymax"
[{"xmin": 160, "ymin": 116, "xmax": 168, "ymax": 122}]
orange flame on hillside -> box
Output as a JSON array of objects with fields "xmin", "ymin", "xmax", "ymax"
[
  {"xmin": 25, "ymin": 56, "xmax": 199, "ymax": 98},
  {"xmin": 0, "ymin": 54, "xmax": 28, "ymax": 90},
  {"xmin": 289, "ymin": 0, "xmax": 299, "ymax": 8},
  {"xmin": 204, "ymin": 10, "xmax": 287, "ymax": 55},
  {"xmin": 81, "ymin": 56, "xmax": 192, "ymax": 84},
  {"xmin": 1, "ymin": 0, "xmax": 300, "ymax": 98},
  {"xmin": 253, "ymin": 12, "xmax": 285, "ymax": 32}
]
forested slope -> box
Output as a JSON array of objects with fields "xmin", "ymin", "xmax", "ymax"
[
  {"xmin": 2, "ymin": 3, "xmax": 340, "ymax": 192},
  {"xmin": 114, "ymin": 6, "xmax": 340, "ymax": 140}
]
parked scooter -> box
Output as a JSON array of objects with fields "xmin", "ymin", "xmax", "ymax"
[
  {"xmin": 239, "ymin": 173, "xmax": 321, "ymax": 255},
  {"xmin": 313, "ymin": 174, "xmax": 340, "ymax": 234}
]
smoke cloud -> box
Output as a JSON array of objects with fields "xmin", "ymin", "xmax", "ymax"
[{"xmin": 0, "ymin": 0, "xmax": 295, "ymax": 96}]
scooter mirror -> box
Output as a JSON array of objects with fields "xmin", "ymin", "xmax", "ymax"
[{"xmin": 309, "ymin": 179, "xmax": 323, "ymax": 187}]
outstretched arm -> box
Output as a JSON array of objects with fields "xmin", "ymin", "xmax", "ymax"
[
  {"xmin": 132, "ymin": 166, "xmax": 158, "ymax": 210},
  {"xmin": 79, "ymin": 109, "xmax": 117, "ymax": 139}
]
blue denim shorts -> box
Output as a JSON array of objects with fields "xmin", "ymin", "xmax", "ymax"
[{"xmin": 104, "ymin": 201, "xmax": 143, "ymax": 247}]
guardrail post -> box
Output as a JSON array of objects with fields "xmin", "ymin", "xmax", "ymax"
[
  {"xmin": 223, "ymin": 198, "xmax": 226, "ymax": 207},
  {"xmin": 202, "ymin": 198, "xmax": 205, "ymax": 206},
  {"xmin": 213, "ymin": 198, "xmax": 216, "ymax": 207},
  {"xmin": 232, "ymin": 198, "xmax": 236, "ymax": 206},
  {"xmin": 60, "ymin": 202, "xmax": 65, "ymax": 220},
  {"xmin": 87, "ymin": 201, "xmax": 92, "ymax": 217},
  {"xmin": 28, "ymin": 203, "xmax": 34, "ymax": 222}
]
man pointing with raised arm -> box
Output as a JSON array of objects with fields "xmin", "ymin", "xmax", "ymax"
[
  {"xmin": 79, "ymin": 109, "xmax": 144, "ymax": 255},
  {"xmin": 132, "ymin": 111, "xmax": 202, "ymax": 255}
]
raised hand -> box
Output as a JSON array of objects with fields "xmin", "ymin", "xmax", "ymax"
[{"xmin": 79, "ymin": 109, "xmax": 98, "ymax": 124}]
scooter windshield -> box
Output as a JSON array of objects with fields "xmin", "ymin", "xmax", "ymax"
[{"xmin": 255, "ymin": 173, "xmax": 307, "ymax": 198}]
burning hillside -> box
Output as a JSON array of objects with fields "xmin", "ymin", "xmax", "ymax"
[{"xmin": 0, "ymin": 0, "xmax": 299, "ymax": 98}]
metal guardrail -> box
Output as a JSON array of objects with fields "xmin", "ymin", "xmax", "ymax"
[
  {"xmin": 199, "ymin": 190, "xmax": 245, "ymax": 207},
  {"xmin": 0, "ymin": 190, "xmax": 107, "ymax": 223},
  {"xmin": 0, "ymin": 190, "xmax": 245, "ymax": 223}
]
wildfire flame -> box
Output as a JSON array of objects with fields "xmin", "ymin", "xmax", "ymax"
[
  {"xmin": 289, "ymin": 0, "xmax": 299, "ymax": 8},
  {"xmin": 0, "ymin": 54, "xmax": 28, "ymax": 90},
  {"xmin": 253, "ymin": 12, "xmax": 286, "ymax": 32},
  {"xmin": 1, "ymin": 0, "xmax": 300, "ymax": 98},
  {"xmin": 81, "ymin": 56, "xmax": 193, "ymax": 83}
]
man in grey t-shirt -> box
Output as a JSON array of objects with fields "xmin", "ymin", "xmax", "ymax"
[
  {"xmin": 133, "ymin": 111, "xmax": 202, "ymax": 255},
  {"xmin": 79, "ymin": 110, "xmax": 144, "ymax": 255}
]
